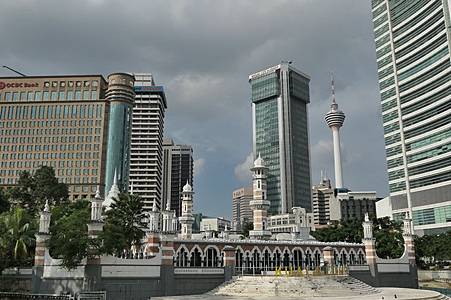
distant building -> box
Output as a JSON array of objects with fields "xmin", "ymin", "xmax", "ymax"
[
  {"xmin": 267, "ymin": 207, "xmax": 313, "ymax": 236},
  {"xmin": 232, "ymin": 186, "xmax": 253, "ymax": 232},
  {"xmin": 330, "ymin": 190, "xmax": 377, "ymax": 222},
  {"xmin": 249, "ymin": 62, "xmax": 312, "ymax": 214},
  {"xmin": 129, "ymin": 73, "xmax": 167, "ymax": 211},
  {"xmin": 376, "ymin": 196, "xmax": 393, "ymax": 220},
  {"xmin": 0, "ymin": 73, "xmax": 134, "ymax": 200},
  {"xmin": 200, "ymin": 217, "xmax": 231, "ymax": 233},
  {"xmin": 192, "ymin": 213, "xmax": 203, "ymax": 233},
  {"xmin": 312, "ymin": 176, "xmax": 334, "ymax": 225},
  {"xmin": 162, "ymin": 138, "xmax": 193, "ymax": 217}
]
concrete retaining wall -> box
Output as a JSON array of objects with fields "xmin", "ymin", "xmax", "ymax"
[{"xmin": 418, "ymin": 270, "xmax": 451, "ymax": 281}]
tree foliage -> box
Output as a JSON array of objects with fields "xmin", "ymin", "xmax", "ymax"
[
  {"xmin": 102, "ymin": 193, "xmax": 146, "ymax": 255},
  {"xmin": 311, "ymin": 217, "xmax": 404, "ymax": 259},
  {"xmin": 0, "ymin": 208, "xmax": 36, "ymax": 272},
  {"xmin": 10, "ymin": 166, "xmax": 69, "ymax": 215},
  {"xmin": 241, "ymin": 221, "xmax": 253, "ymax": 237},
  {"xmin": 0, "ymin": 189, "xmax": 10, "ymax": 214},
  {"xmin": 48, "ymin": 200, "xmax": 94, "ymax": 270},
  {"xmin": 415, "ymin": 231, "xmax": 451, "ymax": 268}
]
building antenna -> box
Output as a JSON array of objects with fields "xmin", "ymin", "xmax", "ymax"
[
  {"xmin": 330, "ymin": 72, "xmax": 336, "ymax": 104},
  {"xmin": 2, "ymin": 66, "xmax": 27, "ymax": 77}
]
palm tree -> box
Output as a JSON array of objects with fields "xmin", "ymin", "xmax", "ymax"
[{"xmin": 1, "ymin": 207, "xmax": 36, "ymax": 262}]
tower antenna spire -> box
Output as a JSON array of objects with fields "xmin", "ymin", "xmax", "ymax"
[{"xmin": 330, "ymin": 72, "xmax": 336, "ymax": 104}]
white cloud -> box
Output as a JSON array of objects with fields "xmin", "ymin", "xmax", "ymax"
[
  {"xmin": 193, "ymin": 158, "xmax": 206, "ymax": 178},
  {"xmin": 234, "ymin": 152, "xmax": 253, "ymax": 182}
]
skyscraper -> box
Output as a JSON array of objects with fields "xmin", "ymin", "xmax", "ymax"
[
  {"xmin": 162, "ymin": 138, "xmax": 194, "ymax": 217},
  {"xmin": 249, "ymin": 62, "xmax": 312, "ymax": 214},
  {"xmin": 232, "ymin": 186, "xmax": 253, "ymax": 231},
  {"xmin": 128, "ymin": 73, "xmax": 167, "ymax": 211},
  {"xmin": 311, "ymin": 175, "xmax": 334, "ymax": 226},
  {"xmin": 0, "ymin": 74, "xmax": 134, "ymax": 200},
  {"xmin": 371, "ymin": 0, "xmax": 451, "ymax": 234}
]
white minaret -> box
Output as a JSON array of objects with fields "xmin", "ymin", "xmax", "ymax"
[
  {"xmin": 325, "ymin": 74, "xmax": 345, "ymax": 189},
  {"xmin": 179, "ymin": 181, "xmax": 194, "ymax": 239},
  {"xmin": 249, "ymin": 153, "xmax": 271, "ymax": 240}
]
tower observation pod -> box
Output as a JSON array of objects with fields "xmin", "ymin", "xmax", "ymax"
[{"xmin": 324, "ymin": 74, "xmax": 345, "ymax": 189}]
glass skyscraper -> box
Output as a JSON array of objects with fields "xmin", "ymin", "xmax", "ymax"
[
  {"xmin": 371, "ymin": 0, "xmax": 451, "ymax": 234},
  {"xmin": 249, "ymin": 63, "xmax": 311, "ymax": 215}
]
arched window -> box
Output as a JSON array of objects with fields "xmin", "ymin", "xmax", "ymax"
[
  {"xmin": 263, "ymin": 250, "xmax": 271, "ymax": 270},
  {"xmin": 206, "ymin": 248, "xmax": 218, "ymax": 267},
  {"xmin": 190, "ymin": 248, "xmax": 202, "ymax": 267},
  {"xmin": 176, "ymin": 248, "xmax": 188, "ymax": 267},
  {"xmin": 293, "ymin": 250, "xmax": 303, "ymax": 269}
]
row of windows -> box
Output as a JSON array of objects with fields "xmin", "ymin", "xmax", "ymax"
[
  {"xmin": 389, "ymin": 169, "xmax": 405, "ymax": 181},
  {"xmin": 384, "ymin": 122, "xmax": 400, "ymax": 134},
  {"xmin": 1, "ymin": 142, "xmax": 100, "ymax": 153},
  {"xmin": 372, "ymin": 0, "xmax": 384, "ymax": 9},
  {"xmin": 251, "ymin": 73, "xmax": 280, "ymax": 103},
  {"xmin": 397, "ymin": 34, "xmax": 448, "ymax": 70},
  {"xmin": 394, "ymin": 8, "xmax": 443, "ymax": 49},
  {"xmin": 373, "ymin": 2, "xmax": 387, "ymax": 19},
  {"xmin": 387, "ymin": 157, "xmax": 404, "ymax": 169},
  {"xmin": 0, "ymin": 135, "xmax": 101, "ymax": 145},
  {"xmin": 374, "ymin": 13, "xmax": 388, "ymax": 28},
  {"xmin": 0, "ymin": 158, "xmax": 99, "ymax": 170},
  {"xmin": 375, "ymin": 33, "xmax": 390, "ymax": 50},
  {"xmin": 1, "ymin": 126, "xmax": 101, "ymax": 137},
  {"xmin": 412, "ymin": 205, "xmax": 451, "ymax": 226},
  {"xmin": 1, "ymin": 151, "xmax": 100, "ymax": 161},
  {"xmin": 385, "ymin": 132, "xmax": 401, "ymax": 146},
  {"xmin": 378, "ymin": 65, "xmax": 394, "ymax": 81},
  {"xmin": 400, "ymin": 71, "xmax": 451, "ymax": 104},
  {"xmin": 398, "ymin": 46, "xmax": 449, "ymax": 82},
  {"xmin": 407, "ymin": 127, "xmax": 451, "ymax": 151},
  {"xmin": 391, "ymin": 0, "xmax": 434, "ymax": 26},
  {"xmin": 399, "ymin": 59, "xmax": 450, "ymax": 93},
  {"xmin": 383, "ymin": 110, "xmax": 398, "ymax": 123},
  {"xmin": 395, "ymin": 22, "xmax": 445, "ymax": 60},
  {"xmin": 401, "ymin": 84, "xmax": 450, "ymax": 115},
  {"xmin": 392, "ymin": 0, "xmax": 441, "ymax": 38},
  {"xmin": 381, "ymin": 99, "xmax": 397, "ymax": 112},
  {"xmin": 407, "ymin": 143, "xmax": 451, "ymax": 163},
  {"xmin": 0, "ymin": 119, "xmax": 101, "ymax": 129},
  {"xmin": 409, "ymin": 156, "xmax": 451, "ymax": 176},
  {"xmin": 1, "ymin": 89, "xmax": 98, "ymax": 103},
  {"xmin": 404, "ymin": 114, "xmax": 449, "ymax": 139},
  {"xmin": 379, "ymin": 76, "xmax": 395, "ymax": 91},
  {"xmin": 386, "ymin": 144, "xmax": 402, "ymax": 157},
  {"xmin": 410, "ymin": 171, "xmax": 451, "ymax": 189},
  {"xmin": 0, "ymin": 103, "xmax": 103, "ymax": 120},
  {"xmin": 381, "ymin": 87, "xmax": 396, "ymax": 101},
  {"xmin": 389, "ymin": 181, "xmax": 406, "ymax": 193},
  {"xmin": 403, "ymin": 100, "xmax": 451, "ymax": 128},
  {"xmin": 0, "ymin": 166, "xmax": 98, "ymax": 179},
  {"xmin": 377, "ymin": 44, "xmax": 392, "ymax": 58},
  {"xmin": 375, "ymin": 23, "xmax": 390, "ymax": 40}
]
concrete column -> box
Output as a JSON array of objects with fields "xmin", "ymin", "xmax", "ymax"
[
  {"xmin": 146, "ymin": 233, "xmax": 161, "ymax": 257},
  {"xmin": 223, "ymin": 245, "xmax": 236, "ymax": 281},
  {"xmin": 331, "ymin": 127, "xmax": 343, "ymax": 188},
  {"xmin": 322, "ymin": 246, "xmax": 334, "ymax": 274},
  {"xmin": 161, "ymin": 240, "xmax": 174, "ymax": 266}
]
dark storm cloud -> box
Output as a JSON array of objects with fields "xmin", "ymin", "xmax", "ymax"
[{"xmin": 0, "ymin": 0, "xmax": 388, "ymax": 217}]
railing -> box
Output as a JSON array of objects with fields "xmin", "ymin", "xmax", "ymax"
[
  {"xmin": 0, "ymin": 292, "xmax": 73, "ymax": 300},
  {"xmin": 234, "ymin": 265, "xmax": 349, "ymax": 276}
]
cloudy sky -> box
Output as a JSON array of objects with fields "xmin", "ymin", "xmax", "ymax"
[{"xmin": 0, "ymin": 0, "xmax": 388, "ymax": 218}]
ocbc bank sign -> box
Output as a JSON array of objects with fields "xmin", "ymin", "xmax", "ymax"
[{"xmin": 0, "ymin": 81, "xmax": 39, "ymax": 90}]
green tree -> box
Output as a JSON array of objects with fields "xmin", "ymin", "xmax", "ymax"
[
  {"xmin": 48, "ymin": 200, "xmax": 93, "ymax": 270},
  {"xmin": 415, "ymin": 231, "xmax": 451, "ymax": 268},
  {"xmin": 10, "ymin": 166, "xmax": 68, "ymax": 215},
  {"xmin": 0, "ymin": 208, "xmax": 36, "ymax": 272},
  {"xmin": 241, "ymin": 221, "xmax": 253, "ymax": 237},
  {"xmin": 0, "ymin": 188, "xmax": 10, "ymax": 213},
  {"xmin": 102, "ymin": 193, "xmax": 146, "ymax": 255},
  {"xmin": 312, "ymin": 217, "xmax": 404, "ymax": 259}
]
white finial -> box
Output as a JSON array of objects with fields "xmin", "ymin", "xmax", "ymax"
[
  {"xmin": 44, "ymin": 199, "xmax": 50, "ymax": 213},
  {"xmin": 95, "ymin": 185, "xmax": 101, "ymax": 199},
  {"xmin": 320, "ymin": 170, "xmax": 324, "ymax": 182},
  {"xmin": 166, "ymin": 199, "xmax": 171, "ymax": 211},
  {"xmin": 152, "ymin": 200, "xmax": 157, "ymax": 212},
  {"xmin": 113, "ymin": 168, "xmax": 117, "ymax": 185},
  {"xmin": 130, "ymin": 182, "xmax": 134, "ymax": 195},
  {"xmin": 364, "ymin": 212, "xmax": 369, "ymax": 222}
]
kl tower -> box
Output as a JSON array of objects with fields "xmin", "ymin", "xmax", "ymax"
[{"xmin": 324, "ymin": 74, "xmax": 346, "ymax": 189}]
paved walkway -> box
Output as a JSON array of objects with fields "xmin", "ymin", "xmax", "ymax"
[{"xmin": 155, "ymin": 275, "xmax": 449, "ymax": 299}]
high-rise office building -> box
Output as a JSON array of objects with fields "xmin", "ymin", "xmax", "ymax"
[
  {"xmin": 162, "ymin": 138, "xmax": 194, "ymax": 217},
  {"xmin": 371, "ymin": 0, "xmax": 451, "ymax": 234},
  {"xmin": 0, "ymin": 73, "xmax": 134, "ymax": 200},
  {"xmin": 312, "ymin": 176, "xmax": 334, "ymax": 226},
  {"xmin": 249, "ymin": 62, "xmax": 312, "ymax": 214},
  {"xmin": 129, "ymin": 74, "xmax": 167, "ymax": 211},
  {"xmin": 232, "ymin": 186, "xmax": 253, "ymax": 231}
]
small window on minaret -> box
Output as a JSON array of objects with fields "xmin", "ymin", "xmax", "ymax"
[
  {"xmin": 258, "ymin": 180, "xmax": 261, "ymax": 189},
  {"xmin": 262, "ymin": 192, "xmax": 265, "ymax": 199}
]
